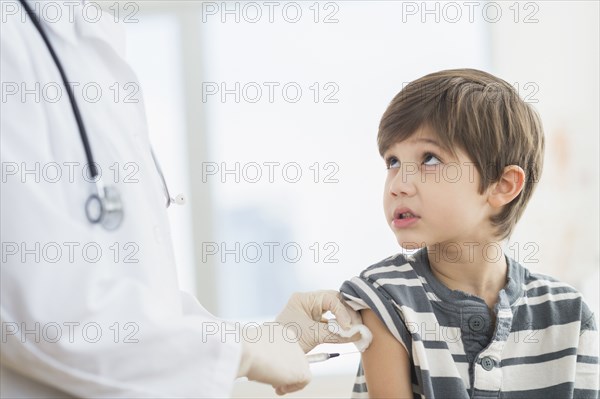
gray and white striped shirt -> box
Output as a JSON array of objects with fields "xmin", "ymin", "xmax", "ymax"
[{"xmin": 340, "ymin": 248, "xmax": 599, "ymax": 399}]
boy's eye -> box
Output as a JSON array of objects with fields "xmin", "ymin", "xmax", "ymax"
[
  {"xmin": 386, "ymin": 156, "xmax": 400, "ymax": 169},
  {"xmin": 423, "ymin": 153, "xmax": 441, "ymax": 166}
]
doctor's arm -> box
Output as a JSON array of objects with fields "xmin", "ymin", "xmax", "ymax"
[{"xmin": 0, "ymin": 19, "xmax": 299, "ymax": 398}]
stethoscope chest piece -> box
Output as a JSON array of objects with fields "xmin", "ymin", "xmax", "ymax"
[{"xmin": 85, "ymin": 186, "xmax": 124, "ymax": 230}]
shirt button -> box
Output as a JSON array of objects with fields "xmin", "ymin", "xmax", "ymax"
[
  {"xmin": 468, "ymin": 315, "xmax": 485, "ymax": 332},
  {"xmin": 481, "ymin": 356, "xmax": 495, "ymax": 371}
]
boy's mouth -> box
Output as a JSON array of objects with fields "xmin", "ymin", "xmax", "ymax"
[
  {"xmin": 394, "ymin": 207, "xmax": 419, "ymax": 220},
  {"xmin": 392, "ymin": 207, "xmax": 420, "ymax": 229}
]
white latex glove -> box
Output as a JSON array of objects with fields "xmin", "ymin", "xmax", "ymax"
[
  {"xmin": 275, "ymin": 290, "xmax": 363, "ymax": 353},
  {"xmin": 237, "ymin": 323, "xmax": 311, "ymax": 396}
]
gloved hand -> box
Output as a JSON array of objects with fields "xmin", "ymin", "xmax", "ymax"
[
  {"xmin": 237, "ymin": 323, "xmax": 311, "ymax": 396},
  {"xmin": 275, "ymin": 290, "xmax": 363, "ymax": 353}
]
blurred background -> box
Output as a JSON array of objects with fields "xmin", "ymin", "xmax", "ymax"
[{"xmin": 116, "ymin": 1, "xmax": 598, "ymax": 397}]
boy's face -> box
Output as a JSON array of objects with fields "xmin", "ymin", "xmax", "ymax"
[{"xmin": 382, "ymin": 126, "xmax": 496, "ymax": 249}]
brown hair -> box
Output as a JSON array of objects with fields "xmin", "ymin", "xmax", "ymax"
[{"xmin": 378, "ymin": 69, "xmax": 545, "ymax": 240}]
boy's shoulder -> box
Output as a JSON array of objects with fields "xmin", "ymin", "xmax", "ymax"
[
  {"xmin": 517, "ymin": 261, "xmax": 585, "ymax": 296},
  {"xmin": 359, "ymin": 252, "xmax": 416, "ymax": 275},
  {"xmin": 512, "ymin": 260, "xmax": 597, "ymax": 330},
  {"xmin": 351, "ymin": 251, "xmax": 436, "ymax": 305}
]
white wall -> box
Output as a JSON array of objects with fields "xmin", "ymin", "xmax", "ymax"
[{"xmin": 489, "ymin": 1, "xmax": 599, "ymax": 316}]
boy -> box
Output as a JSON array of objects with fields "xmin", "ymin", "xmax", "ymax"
[{"xmin": 339, "ymin": 69, "xmax": 599, "ymax": 398}]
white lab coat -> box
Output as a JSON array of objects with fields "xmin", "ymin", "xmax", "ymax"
[{"xmin": 0, "ymin": 1, "xmax": 241, "ymax": 397}]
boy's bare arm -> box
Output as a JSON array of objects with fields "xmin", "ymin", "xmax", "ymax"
[{"xmin": 361, "ymin": 309, "xmax": 413, "ymax": 399}]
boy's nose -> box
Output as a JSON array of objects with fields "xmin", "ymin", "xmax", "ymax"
[{"xmin": 388, "ymin": 166, "xmax": 417, "ymax": 197}]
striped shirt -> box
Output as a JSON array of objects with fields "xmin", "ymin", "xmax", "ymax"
[{"xmin": 339, "ymin": 247, "xmax": 599, "ymax": 399}]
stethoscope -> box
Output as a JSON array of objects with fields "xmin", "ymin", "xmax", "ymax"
[{"xmin": 19, "ymin": 0, "xmax": 185, "ymax": 231}]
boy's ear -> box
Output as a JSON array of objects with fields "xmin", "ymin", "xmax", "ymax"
[{"xmin": 487, "ymin": 165, "xmax": 526, "ymax": 208}]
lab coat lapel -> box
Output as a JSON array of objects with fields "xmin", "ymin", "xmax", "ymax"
[
  {"xmin": 74, "ymin": 2, "xmax": 127, "ymax": 59},
  {"xmin": 24, "ymin": 0, "xmax": 127, "ymax": 59},
  {"xmin": 24, "ymin": 0, "xmax": 79, "ymax": 46}
]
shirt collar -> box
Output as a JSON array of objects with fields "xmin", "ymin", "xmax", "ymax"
[{"xmin": 411, "ymin": 246, "xmax": 524, "ymax": 309}]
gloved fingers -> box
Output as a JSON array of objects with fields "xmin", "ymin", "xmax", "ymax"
[
  {"xmin": 343, "ymin": 300, "xmax": 363, "ymax": 327},
  {"xmin": 277, "ymin": 290, "xmax": 358, "ymax": 329},
  {"xmin": 319, "ymin": 300, "xmax": 362, "ymax": 326},
  {"xmin": 274, "ymin": 380, "xmax": 309, "ymax": 396},
  {"xmin": 241, "ymin": 323, "xmax": 312, "ymax": 389},
  {"xmin": 309, "ymin": 290, "xmax": 354, "ymax": 329},
  {"xmin": 312, "ymin": 321, "xmax": 361, "ymax": 345},
  {"xmin": 296, "ymin": 320, "xmax": 353, "ymax": 353}
]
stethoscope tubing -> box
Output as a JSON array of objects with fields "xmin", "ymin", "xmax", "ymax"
[
  {"xmin": 18, "ymin": 0, "xmax": 100, "ymax": 179},
  {"xmin": 17, "ymin": 0, "xmax": 178, "ymax": 230}
]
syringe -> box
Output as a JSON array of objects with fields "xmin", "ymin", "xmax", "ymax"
[{"xmin": 305, "ymin": 352, "xmax": 340, "ymax": 364}]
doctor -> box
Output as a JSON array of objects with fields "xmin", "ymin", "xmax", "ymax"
[{"xmin": 0, "ymin": 1, "xmax": 361, "ymax": 397}]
